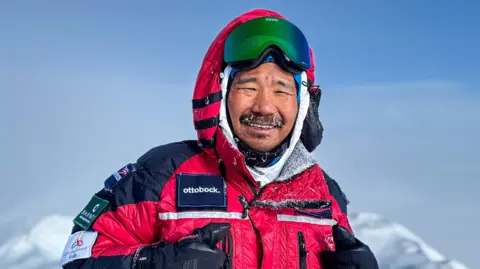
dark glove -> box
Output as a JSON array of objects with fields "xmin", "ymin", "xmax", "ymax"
[
  {"xmin": 135, "ymin": 223, "xmax": 231, "ymax": 269},
  {"xmin": 321, "ymin": 225, "xmax": 379, "ymax": 269}
]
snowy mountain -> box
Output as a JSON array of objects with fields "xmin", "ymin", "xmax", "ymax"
[
  {"xmin": 0, "ymin": 215, "xmax": 72, "ymax": 269},
  {"xmin": 0, "ymin": 213, "xmax": 470, "ymax": 269},
  {"xmin": 349, "ymin": 212, "xmax": 469, "ymax": 269}
]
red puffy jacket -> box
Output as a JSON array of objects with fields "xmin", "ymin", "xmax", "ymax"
[{"xmin": 60, "ymin": 9, "xmax": 352, "ymax": 269}]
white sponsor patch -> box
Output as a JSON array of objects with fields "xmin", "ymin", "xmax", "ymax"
[
  {"xmin": 159, "ymin": 211, "xmax": 245, "ymax": 220},
  {"xmin": 277, "ymin": 214, "xmax": 338, "ymax": 226},
  {"xmin": 60, "ymin": 230, "xmax": 98, "ymax": 266}
]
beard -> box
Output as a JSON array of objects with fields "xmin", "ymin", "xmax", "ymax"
[
  {"xmin": 239, "ymin": 113, "xmax": 284, "ymax": 128},
  {"xmin": 239, "ymin": 113, "xmax": 285, "ymax": 139}
]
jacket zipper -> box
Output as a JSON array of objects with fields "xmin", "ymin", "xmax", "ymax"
[
  {"xmin": 237, "ymin": 169, "xmax": 268, "ymax": 269},
  {"xmin": 239, "ymin": 184, "xmax": 267, "ymax": 218},
  {"xmin": 232, "ymin": 159, "xmax": 272, "ymax": 268},
  {"xmin": 298, "ymin": 232, "xmax": 307, "ymax": 269},
  {"xmin": 222, "ymin": 230, "xmax": 233, "ymax": 269}
]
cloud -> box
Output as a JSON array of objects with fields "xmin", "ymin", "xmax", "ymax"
[
  {"xmin": 317, "ymin": 79, "xmax": 478, "ymax": 194},
  {"xmin": 315, "ymin": 79, "xmax": 479, "ymax": 264},
  {"xmin": 0, "ymin": 70, "xmax": 195, "ymax": 223}
]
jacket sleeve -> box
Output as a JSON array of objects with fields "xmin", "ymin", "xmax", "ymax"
[
  {"xmin": 322, "ymin": 170, "xmax": 349, "ymax": 216},
  {"xmin": 60, "ymin": 141, "xmax": 202, "ymax": 269},
  {"xmin": 321, "ymin": 171, "xmax": 380, "ymax": 268},
  {"xmin": 60, "ymin": 164, "xmax": 164, "ymax": 269},
  {"xmin": 322, "ymin": 170, "xmax": 354, "ymax": 233}
]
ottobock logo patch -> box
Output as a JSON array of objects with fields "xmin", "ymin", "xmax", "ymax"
[
  {"xmin": 60, "ymin": 230, "xmax": 98, "ymax": 266},
  {"xmin": 176, "ymin": 173, "xmax": 227, "ymax": 212}
]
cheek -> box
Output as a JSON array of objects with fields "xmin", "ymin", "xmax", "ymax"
[
  {"xmin": 227, "ymin": 95, "xmax": 241, "ymax": 124},
  {"xmin": 227, "ymin": 92, "xmax": 248, "ymax": 119},
  {"xmin": 280, "ymin": 99, "xmax": 299, "ymax": 125}
]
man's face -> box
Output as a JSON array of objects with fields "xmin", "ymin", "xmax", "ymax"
[{"xmin": 227, "ymin": 62, "xmax": 298, "ymax": 152}]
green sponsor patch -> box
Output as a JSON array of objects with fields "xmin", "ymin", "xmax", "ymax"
[{"xmin": 73, "ymin": 195, "xmax": 109, "ymax": 230}]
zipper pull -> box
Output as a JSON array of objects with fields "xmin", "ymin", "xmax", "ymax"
[
  {"xmin": 298, "ymin": 232, "xmax": 308, "ymax": 269},
  {"xmin": 238, "ymin": 195, "xmax": 250, "ymax": 219},
  {"xmin": 222, "ymin": 230, "xmax": 233, "ymax": 269}
]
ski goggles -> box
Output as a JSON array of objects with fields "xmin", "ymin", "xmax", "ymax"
[{"xmin": 224, "ymin": 16, "xmax": 311, "ymax": 74}]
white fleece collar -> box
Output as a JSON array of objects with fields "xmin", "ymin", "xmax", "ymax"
[{"xmin": 218, "ymin": 65, "xmax": 310, "ymax": 186}]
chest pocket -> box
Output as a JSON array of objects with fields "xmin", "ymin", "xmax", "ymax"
[{"xmin": 249, "ymin": 199, "xmax": 337, "ymax": 269}]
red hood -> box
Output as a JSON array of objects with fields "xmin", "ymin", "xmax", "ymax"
[{"xmin": 191, "ymin": 8, "xmax": 317, "ymax": 157}]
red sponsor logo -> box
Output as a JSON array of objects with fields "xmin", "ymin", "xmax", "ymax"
[
  {"xmin": 71, "ymin": 233, "xmax": 85, "ymax": 249},
  {"xmin": 325, "ymin": 234, "xmax": 335, "ymax": 250}
]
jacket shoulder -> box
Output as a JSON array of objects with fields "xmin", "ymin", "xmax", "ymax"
[
  {"xmin": 71, "ymin": 140, "xmax": 203, "ymax": 233},
  {"xmin": 105, "ymin": 140, "xmax": 203, "ymax": 201},
  {"xmin": 322, "ymin": 170, "xmax": 350, "ymax": 215},
  {"xmin": 137, "ymin": 140, "xmax": 203, "ymax": 173}
]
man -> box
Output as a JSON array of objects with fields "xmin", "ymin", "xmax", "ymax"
[{"xmin": 60, "ymin": 9, "xmax": 378, "ymax": 269}]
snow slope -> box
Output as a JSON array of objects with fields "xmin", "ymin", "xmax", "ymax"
[
  {"xmin": 0, "ymin": 215, "xmax": 72, "ymax": 269},
  {"xmin": 350, "ymin": 212, "xmax": 469, "ymax": 269},
  {"xmin": 0, "ymin": 213, "xmax": 470, "ymax": 269}
]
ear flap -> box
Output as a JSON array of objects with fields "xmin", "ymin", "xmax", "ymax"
[{"xmin": 300, "ymin": 81, "xmax": 323, "ymax": 152}]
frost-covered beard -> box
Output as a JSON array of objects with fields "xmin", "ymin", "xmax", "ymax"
[
  {"xmin": 239, "ymin": 113, "xmax": 284, "ymax": 139},
  {"xmin": 240, "ymin": 113, "xmax": 284, "ymax": 129},
  {"xmin": 233, "ymin": 112, "xmax": 291, "ymax": 167}
]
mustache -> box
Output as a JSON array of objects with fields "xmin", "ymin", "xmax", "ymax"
[{"xmin": 239, "ymin": 113, "xmax": 284, "ymax": 128}]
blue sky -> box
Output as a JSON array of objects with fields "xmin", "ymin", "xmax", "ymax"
[{"xmin": 1, "ymin": 0, "xmax": 479, "ymax": 267}]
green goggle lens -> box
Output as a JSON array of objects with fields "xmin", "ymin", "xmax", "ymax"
[{"xmin": 224, "ymin": 17, "xmax": 311, "ymax": 71}]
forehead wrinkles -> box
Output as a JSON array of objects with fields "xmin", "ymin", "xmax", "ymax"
[{"xmin": 236, "ymin": 72, "xmax": 292, "ymax": 88}]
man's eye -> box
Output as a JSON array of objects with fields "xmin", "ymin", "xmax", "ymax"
[{"xmin": 275, "ymin": 90, "xmax": 291, "ymax": 95}]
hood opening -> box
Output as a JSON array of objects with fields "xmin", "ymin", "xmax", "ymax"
[
  {"xmin": 191, "ymin": 9, "xmax": 322, "ymax": 180},
  {"xmin": 219, "ymin": 64, "xmax": 310, "ymax": 185},
  {"xmin": 224, "ymin": 53, "xmax": 301, "ymax": 168}
]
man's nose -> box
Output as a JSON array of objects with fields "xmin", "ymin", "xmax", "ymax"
[{"xmin": 251, "ymin": 90, "xmax": 277, "ymax": 115}]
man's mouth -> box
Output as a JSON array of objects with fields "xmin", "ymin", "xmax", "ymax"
[{"xmin": 245, "ymin": 123, "xmax": 276, "ymax": 129}]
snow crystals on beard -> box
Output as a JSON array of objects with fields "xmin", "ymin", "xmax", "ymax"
[{"xmin": 240, "ymin": 114, "xmax": 284, "ymax": 128}]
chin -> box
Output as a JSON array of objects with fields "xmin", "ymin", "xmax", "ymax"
[
  {"xmin": 234, "ymin": 126, "xmax": 283, "ymax": 151},
  {"xmin": 244, "ymin": 139, "xmax": 277, "ymax": 152}
]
